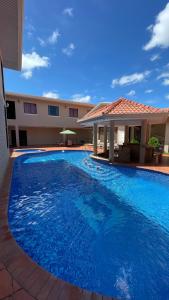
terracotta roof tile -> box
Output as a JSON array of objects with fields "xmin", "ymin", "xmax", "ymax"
[{"xmin": 80, "ymin": 98, "xmax": 168, "ymax": 121}]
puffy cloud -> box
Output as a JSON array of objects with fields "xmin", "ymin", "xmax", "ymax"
[
  {"xmin": 165, "ymin": 94, "xmax": 169, "ymax": 100},
  {"xmin": 42, "ymin": 91, "xmax": 59, "ymax": 99},
  {"xmin": 157, "ymin": 72, "xmax": 169, "ymax": 85},
  {"xmin": 72, "ymin": 94, "xmax": 91, "ymax": 103},
  {"xmin": 48, "ymin": 30, "xmax": 61, "ymax": 44},
  {"xmin": 111, "ymin": 71, "xmax": 150, "ymax": 87},
  {"xmin": 22, "ymin": 51, "xmax": 50, "ymax": 79},
  {"xmin": 38, "ymin": 30, "xmax": 61, "ymax": 47},
  {"xmin": 143, "ymin": 3, "xmax": 169, "ymax": 50},
  {"xmin": 62, "ymin": 43, "xmax": 75, "ymax": 56},
  {"xmin": 37, "ymin": 37, "xmax": 46, "ymax": 47},
  {"xmin": 127, "ymin": 90, "xmax": 136, "ymax": 97},
  {"xmin": 150, "ymin": 54, "xmax": 160, "ymax": 62},
  {"xmin": 145, "ymin": 89, "xmax": 153, "ymax": 94},
  {"xmin": 63, "ymin": 8, "xmax": 74, "ymax": 17}
]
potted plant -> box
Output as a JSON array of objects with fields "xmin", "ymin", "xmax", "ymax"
[
  {"xmin": 148, "ymin": 136, "xmax": 161, "ymax": 163},
  {"xmin": 148, "ymin": 136, "xmax": 160, "ymax": 149}
]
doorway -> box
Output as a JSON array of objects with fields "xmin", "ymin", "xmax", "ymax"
[
  {"xmin": 11, "ymin": 130, "xmax": 16, "ymax": 147},
  {"xmin": 19, "ymin": 130, "xmax": 27, "ymax": 146}
]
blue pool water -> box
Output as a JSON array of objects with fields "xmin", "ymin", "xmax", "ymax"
[{"xmin": 9, "ymin": 150, "xmax": 169, "ymax": 299}]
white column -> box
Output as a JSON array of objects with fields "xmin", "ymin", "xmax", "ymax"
[
  {"xmin": 93, "ymin": 123, "xmax": 98, "ymax": 156},
  {"xmin": 139, "ymin": 120, "xmax": 147, "ymax": 164},
  {"xmin": 109, "ymin": 121, "xmax": 115, "ymax": 162},
  {"xmin": 15, "ymin": 125, "xmax": 20, "ymax": 147},
  {"xmin": 164, "ymin": 121, "xmax": 169, "ymax": 153},
  {"xmin": 103, "ymin": 125, "xmax": 107, "ymax": 153}
]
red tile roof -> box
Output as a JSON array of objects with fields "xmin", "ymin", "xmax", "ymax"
[{"xmin": 80, "ymin": 98, "xmax": 168, "ymax": 122}]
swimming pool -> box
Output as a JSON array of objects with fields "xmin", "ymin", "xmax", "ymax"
[{"xmin": 9, "ymin": 150, "xmax": 169, "ymax": 299}]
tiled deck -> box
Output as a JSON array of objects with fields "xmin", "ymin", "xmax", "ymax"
[{"xmin": 1, "ymin": 145, "xmax": 169, "ymax": 300}]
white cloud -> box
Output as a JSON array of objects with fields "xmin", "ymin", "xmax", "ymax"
[
  {"xmin": 22, "ymin": 51, "xmax": 50, "ymax": 79},
  {"xmin": 150, "ymin": 53, "xmax": 160, "ymax": 62},
  {"xmin": 111, "ymin": 71, "xmax": 150, "ymax": 88},
  {"xmin": 37, "ymin": 37, "xmax": 46, "ymax": 47},
  {"xmin": 143, "ymin": 3, "xmax": 169, "ymax": 50},
  {"xmin": 38, "ymin": 30, "xmax": 61, "ymax": 47},
  {"xmin": 72, "ymin": 94, "xmax": 91, "ymax": 103},
  {"xmin": 127, "ymin": 90, "xmax": 136, "ymax": 96},
  {"xmin": 165, "ymin": 94, "xmax": 169, "ymax": 100},
  {"xmin": 157, "ymin": 72, "xmax": 169, "ymax": 85},
  {"xmin": 48, "ymin": 30, "xmax": 61, "ymax": 44},
  {"xmin": 25, "ymin": 21, "xmax": 35, "ymax": 38},
  {"xmin": 62, "ymin": 43, "xmax": 75, "ymax": 56},
  {"xmin": 145, "ymin": 89, "xmax": 153, "ymax": 94},
  {"xmin": 63, "ymin": 8, "xmax": 74, "ymax": 17},
  {"xmin": 42, "ymin": 91, "xmax": 59, "ymax": 99}
]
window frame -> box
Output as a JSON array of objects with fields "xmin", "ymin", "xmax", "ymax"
[
  {"xmin": 48, "ymin": 105, "xmax": 59, "ymax": 117},
  {"xmin": 69, "ymin": 107, "xmax": 78, "ymax": 118},
  {"xmin": 24, "ymin": 102, "xmax": 37, "ymax": 115}
]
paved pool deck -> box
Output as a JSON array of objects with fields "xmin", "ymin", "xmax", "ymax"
[{"xmin": 0, "ymin": 145, "xmax": 169, "ymax": 299}]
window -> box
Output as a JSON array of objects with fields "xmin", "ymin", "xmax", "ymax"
[
  {"xmin": 69, "ymin": 108, "xmax": 78, "ymax": 118},
  {"xmin": 24, "ymin": 102, "xmax": 37, "ymax": 114},
  {"xmin": 7, "ymin": 101, "xmax": 16, "ymax": 119},
  {"xmin": 48, "ymin": 105, "xmax": 59, "ymax": 116}
]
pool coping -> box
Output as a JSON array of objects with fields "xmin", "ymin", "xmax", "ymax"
[
  {"xmin": 0, "ymin": 152, "xmax": 116, "ymax": 300},
  {"xmin": 90, "ymin": 154, "xmax": 169, "ymax": 176}
]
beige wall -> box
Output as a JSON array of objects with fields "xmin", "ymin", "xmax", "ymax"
[
  {"xmin": 0, "ymin": 60, "xmax": 9, "ymax": 188},
  {"xmin": 7, "ymin": 127, "xmax": 92, "ymax": 146},
  {"xmin": 7, "ymin": 95, "xmax": 93, "ymax": 129},
  {"xmin": 6, "ymin": 93, "xmax": 94, "ymax": 147}
]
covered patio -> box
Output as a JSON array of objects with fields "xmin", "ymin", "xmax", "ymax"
[{"xmin": 78, "ymin": 98, "xmax": 169, "ymax": 164}]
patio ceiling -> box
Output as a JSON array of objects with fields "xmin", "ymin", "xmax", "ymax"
[{"xmin": 0, "ymin": 0, "xmax": 24, "ymax": 70}]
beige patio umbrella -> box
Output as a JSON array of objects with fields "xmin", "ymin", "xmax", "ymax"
[{"xmin": 60, "ymin": 129, "xmax": 76, "ymax": 145}]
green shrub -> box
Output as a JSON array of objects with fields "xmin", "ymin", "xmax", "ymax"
[
  {"xmin": 130, "ymin": 138, "xmax": 139, "ymax": 144},
  {"xmin": 148, "ymin": 136, "xmax": 160, "ymax": 148}
]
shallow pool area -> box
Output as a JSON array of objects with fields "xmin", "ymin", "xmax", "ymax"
[
  {"xmin": 9, "ymin": 150, "xmax": 169, "ymax": 300},
  {"xmin": 14, "ymin": 149, "xmax": 45, "ymax": 153}
]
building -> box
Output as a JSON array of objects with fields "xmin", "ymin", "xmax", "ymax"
[
  {"xmin": 0, "ymin": 0, "xmax": 23, "ymax": 187},
  {"xmin": 78, "ymin": 97, "xmax": 169, "ymax": 163},
  {"xmin": 6, "ymin": 92, "xmax": 95, "ymax": 147}
]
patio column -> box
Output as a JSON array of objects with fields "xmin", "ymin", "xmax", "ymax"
[
  {"xmin": 139, "ymin": 120, "xmax": 147, "ymax": 164},
  {"xmin": 146, "ymin": 123, "xmax": 151, "ymax": 143},
  {"xmin": 109, "ymin": 121, "xmax": 115, "ymax": 162},
  {"xmin": 15, "ymin": 125, "xmax": 20, "ymax": 147},
  {"xmin": 164, "ymin": 120, "xmax": 169, "ymax": 153},
  {"xmin": 93, "ymin": 123, "xmax": 98, "ymax": 155},
  {"xmin": 124, "ymin": 126, "xmax": 129, "ymax": 144},
  {"xmin": 103, "ymin": 125, "xmax": 107, "ymax": 153},
  {"xmin": 130, "ymin": 127, "xmax": 135, "ymax": 142}
]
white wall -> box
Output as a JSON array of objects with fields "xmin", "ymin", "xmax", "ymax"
[{"xmin": 0, "ymin": 60, "xmax": 9, "ymax": 188}]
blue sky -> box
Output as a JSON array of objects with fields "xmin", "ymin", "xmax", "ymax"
[{"xmin": 4, "ymin": 0, "xmax": 169, "ymax": 107}]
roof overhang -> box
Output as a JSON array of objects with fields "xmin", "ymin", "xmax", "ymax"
[
  {"xmin": 5, "ymin": 92, "xmax": 95, "ymax": 108},
  {"xmin": 79, "ymin": 113, "xmax": 169, "ymax": 127},
  {"xmin": 0, "ymin": 0, "xmax": 24, "ymax": 70}
]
